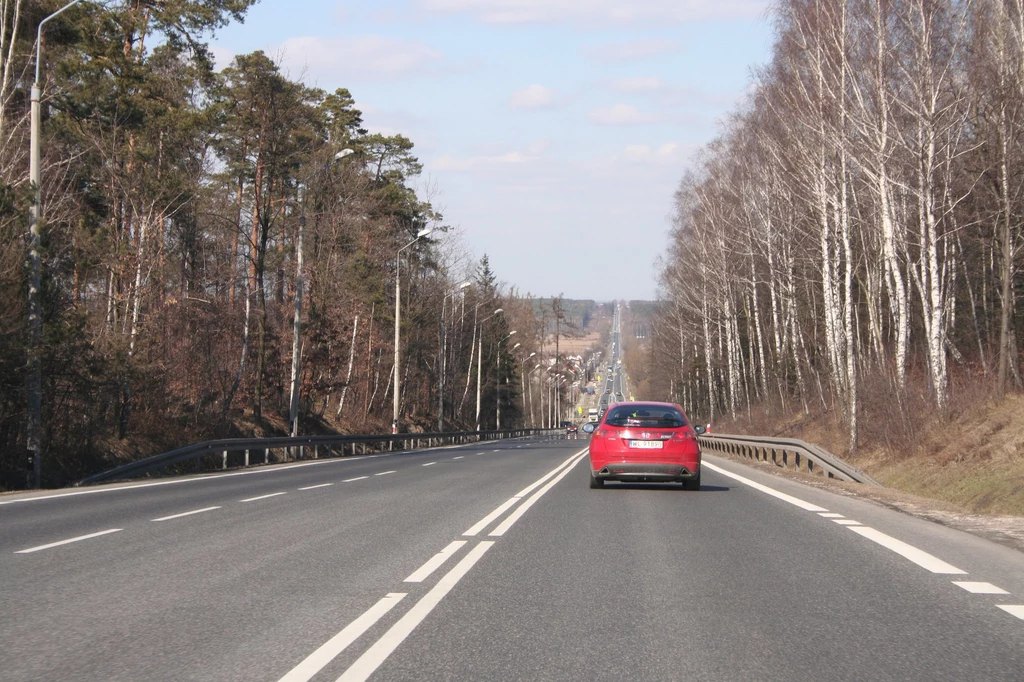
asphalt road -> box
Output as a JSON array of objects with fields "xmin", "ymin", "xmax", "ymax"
[{"xmin": 3, "ymin": 436, "xmax": 1024, "ymax": 681}]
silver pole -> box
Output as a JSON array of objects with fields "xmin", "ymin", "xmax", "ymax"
[{"xmin": 27, "ymin": 0, "xmax": 84, "ymax": 488}]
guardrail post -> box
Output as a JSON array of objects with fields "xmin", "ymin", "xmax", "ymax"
[
  {"xmin": 244, "ymin": 449, "xmax": 250, "ymax": 467},
  {"xmin": 222, "ymin": 450, "xmax": 227, "ymax": 470}
]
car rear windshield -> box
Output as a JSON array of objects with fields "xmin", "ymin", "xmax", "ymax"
[{"xmin": 605, "ymin": 406, "xmax": 687, "ymax": 428}]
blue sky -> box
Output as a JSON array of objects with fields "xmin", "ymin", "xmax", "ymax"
[{"xmin": 208, "ymin": 0, "xmax": 774, "ymax": 301}]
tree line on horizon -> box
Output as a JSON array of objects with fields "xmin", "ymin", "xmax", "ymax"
[
  {"xmin": 648, "ymin": 0, "xmax": 1024, "ymax": 451},
  {"xmin": 0, "ymin": 0, "xmax": 574, "ymax": 489}
]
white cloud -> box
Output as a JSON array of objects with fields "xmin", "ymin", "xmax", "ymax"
[
  {"xmin": 277, "ymin": 35, "xmax": 444, "ymax": 82},
  {"xmin": 622, "ymin": 142, "xmax": 689, "ymax": 164},
  {"xmin": 608, "ymin": 76, "xmax": 664, "ymax": 93},
  {"xmin": 509, "ymin": 84, "xmax": 558, "ymax": 109},
  {"xmin": 589, "ymin": 103, "xmax": 658, "ymax": 126},
  {"xmin": 417, "ymin": 0, "xmax": 768, "ymax": 24},
  {"xmin": 432, "ymin": 149, "xmax": 535, "ymax": 172},
  {"xmin": 585, "ymin": 38, "xmax": 681, "ymax": 63},
  {"xmin": 209, "ymin": 45, "xmax": 236, "ymax": 71}
]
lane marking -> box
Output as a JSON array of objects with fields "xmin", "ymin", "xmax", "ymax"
[
  {"xmin": 152, "ymin": 506, "xmax": 221, "ymax": 522},
  {"xmin": 702, "ymin": 462, "xmax": 828, "ymax": 512},
  {"xmin": 404, "ymin": 540, "xmax": 467, "ymax": 583},
  {"xmin": 241, "ymin": 492, "xmax": 286, "ymax": 502},
  {"xmin": 514, "ymin": 447, "xmax": 589, "ymax": 498},
  {"xmin": 463, "ymin": 498, "xmax": 519, "ymax": 537},
  {"xmin": 337, "ymin": 542, "xmax": 495, "ymax": 682},
  {"xmin": 375, "ymin": 471, "xmax": 396, "ymax": 476},
  {"xmin": 490, "ymin": 452, "xmax": 589, "ymax": 537},
  {"xmin": 343, "ymin": 476, "xmax": 369, "ymax": 483},
  {"xmin": 846, "ymin": 526, "xmax": 967, "ymax": 574},
  {"xmin": 298, "ymin": 483, "xmax": 333, "ymax": 491},
  {"xmin": 491, "ymin": 449, "xmax": 500, "ymax": 452},
  {"xmin": 833, "ymin": 519, "xmax": 863, "ymax": 526},
  {"xmin": 952, "ymin": 581, "xmax": 1009, "ymax": 595},
  {"xmin": 452, "ymin": 456, "xmax": 464, "ymax": 460},
  {"xmin": 818, "ymin": 512, "xmax": 844, "ymax": 518},
  {"xmin": 276, "ymin": 593, "xmax": 406, "ymax": 682},
  {"xmin": 16, "ymin": 528, "xmax": 122, "ymax": 554},
  {"xmin": 422, "ymin": 462, "xmax": 436, "ymax": 467},
  {"xmin": 997, "ymin": 605, "xmax": 1024, "ymax": 620}
]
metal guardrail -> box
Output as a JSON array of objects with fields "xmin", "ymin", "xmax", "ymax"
[
  {"xmin": 699, "ymin": 433, "xmax": 883, "ymax": 486},
  {"xmin": 77, "ymin": 428, "xmax": 562, "ymax": 486}
]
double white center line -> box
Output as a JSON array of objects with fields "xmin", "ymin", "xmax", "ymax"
[{"xmin": 276, "ymin": 447, "xmax": 589, "ymax": 682}]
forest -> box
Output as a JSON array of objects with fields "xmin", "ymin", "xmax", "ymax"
[
  {"xmin": 650, "ymin": 0, "xmax": 1024, "ymax": 452},
  {"xmin": 0, "ymin": 1, "xmax": 560, "ymax": 489}
]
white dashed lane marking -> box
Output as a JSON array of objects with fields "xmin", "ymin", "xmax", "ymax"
[
  {"xmin": 298, "ymin": 483, "xmax": 333, "ymax": 491},
  {"xmin": 375, "ymin": 471, "xmax": 396, "ymax": 476},
  {"xmin": 422, "ymin": 462, "xmax": 436, "ymax": 467},
  {"xmin": 16, "ymin": 528, "xmax": 123, "ymax": 554},
  {"xmin": 343, "ymin": 476, "xmax": 369, "ymax": 483},
  {"xmin": 152, "ymin": 506, "xmax": 221, "ymax": 521},
  {"xmin": 241, "ymin": 492, "xmax": 286, "ymax": 503},
  {"xmin": 997, "ymin": 605, "xmax": 1024, "ymax": 620},
  {"xmin": 953, "ymin": 582, "xmax": 1010, "ymax": 594}
]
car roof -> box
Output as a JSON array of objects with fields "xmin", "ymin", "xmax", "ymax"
[{"xmin": 607, "ymin": 401, "xmax": 682, "ymax": 409}]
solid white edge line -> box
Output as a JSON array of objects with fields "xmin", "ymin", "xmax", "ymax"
[
  {"xmin": 463, "ymin": 497, "xmax": 519, "ymax": 537},
  {"xmin": 343, "ymin": 476, "xmax": 369, "ymax": 483},
  {"xmin": 152, "ymin": 506, "xmax": 221, "ymax": 521},
  {"xmin": 336, "ymin": 542, "xmax": 495, "ymax": 682},
  {"xmin": 241, "ymin": 492, "xmax": 286, "ymax": 502},
  {"xmin": 276, "ymin": 593, "xmax": 407, "ymax": 682},
  {"xmin": 702, "ymin": 461, "xmax": 828, "ymax": 512},
  {"xmin": 847, "ymin": 526, "xmax": 967, "ymax": 574},
  {"xmin": 489, "ymin": 452, "xmax": 588, "ymax": 537},
  {"xmin": 375, "ymin": 471, "xmax": 396, "ymax": 476},
  {"xmin": 404, "ymin": 540, "xmax": 468, "ymax": 583},
  {"xmin": 16, "ymin": 528, "xmax": 122, "ymax": 554},
  {"xmin": 951, "ymin": 581, "xmax": 1009, "ymax": 595},
  {"xmin": 298, "ymin": 483, "xmax": 333, "ymax": 491},
  {"xmin": 996, "ymin": 605, "xmax": 1024, "ymax": 620}
]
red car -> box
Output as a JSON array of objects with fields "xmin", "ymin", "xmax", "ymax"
[{"xmin": 583, "ymin": 401, "xmax": 705, "ymax": 490}]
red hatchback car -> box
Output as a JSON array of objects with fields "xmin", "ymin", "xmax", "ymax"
[{"xmin": 583, "ymin": 401, "xmax": 705, "ymax": 490}]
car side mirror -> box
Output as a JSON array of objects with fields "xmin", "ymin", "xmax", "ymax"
[
  {"xmin": 694, "ymin": 424, "xmax": 707, "ymax": 436},
  {"xmin": 582, "ymin": 422, "xmax": 596, "ymax": 434}
]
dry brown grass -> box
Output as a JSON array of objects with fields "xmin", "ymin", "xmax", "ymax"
[{"xmin": 709, "ymin": 382, "xmax": 1024, "ymax": 517}]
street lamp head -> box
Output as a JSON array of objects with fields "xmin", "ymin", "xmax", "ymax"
[
  {"xmin": 459, "ymin": 281, "xmax": 471, "ymax": 289},
  {"xmin": 508, "ymin": 330, "xmax": 517, "ymax": 337},
  {"xmin": 493, "ymin": 308, "xmax": 504, "ymax": 314},
  {"xmin": 512, "ymin": 342, "xmax": 521, "ymax": 350},
  {"xmin": 528, "ymin": 352, "xmax": 537, "ymax": 359},
  {"xmin": 416, "ymin": 227, "xmax": 434, "ymax": 238}
]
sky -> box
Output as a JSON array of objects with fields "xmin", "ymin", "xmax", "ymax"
[{"xmin": 207, "ymin": 0, "xmax": 775, "ymax": 302}]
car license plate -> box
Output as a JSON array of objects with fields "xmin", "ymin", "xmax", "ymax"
[{"xmin": 629, "ymin": 440, "xmax": 663, "ymax": 449}]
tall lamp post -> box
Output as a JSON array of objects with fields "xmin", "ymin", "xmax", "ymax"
[
  {"xmin": 475, "ymin": 308, "xmax": 503, "ymax": 431},
  {"xmin": 495, "ymin": 332, "xmax": 517, "ymax": 429},
  {"xmin": 393, "ymin": 226, "xmax": 433, "ymax": 434},
  {"xmin": 438, "ymin": 281, "xmax": 470, "ymax": 432},
  {"xmin": 27, "ymin": 0, "xmax": 90, "ymax": 488},
  {"xmin": 528, "ymin": 363, "xmax": 542, "ymax": 427},
  {"xmin": 289, "ymin": 149, "xmax": 353, "ymax": 438},
  {"xmin": 519, "ymin": 352, "xmax": 535, "ymax": 427}
]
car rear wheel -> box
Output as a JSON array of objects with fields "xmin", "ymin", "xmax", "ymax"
[
  {"xmin": 682, "ymin": 472, "xmax": 701, "ymax": 491},
  {"xmin": 589, "ymin": 473, "xmax": 604, "ymax": 489}
]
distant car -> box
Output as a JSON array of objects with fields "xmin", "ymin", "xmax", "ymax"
[
  {"xmin": 562, "ymin": 421, "xmax": 579, "ymax": 438},
  {"xmin": 583, "ymin": 401, "xmax": 705, "ymax": 490}
]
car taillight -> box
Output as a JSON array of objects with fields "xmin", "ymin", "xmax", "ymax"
[{"xmin": 671, "ymin": 430, "xmax": 697, "ymax": 442}]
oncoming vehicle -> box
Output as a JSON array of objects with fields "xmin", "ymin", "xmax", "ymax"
[
  {"xmin": 582, "ymin": 401, "xmax": 705, "ymax": 490},
  {"xmin": 561, "ymin": 420, "xmax": 579, "ymax": 438},
  {"xmin": 587, "ymin": 408, "xmax": 599, "ymax": 423}
]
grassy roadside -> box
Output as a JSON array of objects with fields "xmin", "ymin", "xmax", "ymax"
[{"xmin": 711, "ymin": 394, "xmax": 1024, "ymax": 518}]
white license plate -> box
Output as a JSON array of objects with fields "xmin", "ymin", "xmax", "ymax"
[{"xmin": 629, "ymin": 440, "xmax": 663, "ymax": 449}]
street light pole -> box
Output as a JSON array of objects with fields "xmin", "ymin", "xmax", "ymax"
[
  {"xmin": 438, "ymin": 281, "xmax": 470, "ymax": 432},
  {"xmin": 474, "ymin": 308, "xmax": 503, "ymax": 431},
  {"xmin": 393, "ymin": 227, "xmax": 433, "ymax": 434},
  {"xmin": 289, "ymin": 149, "xmax": 353, "ymax": 439},
  {"xmin": 528, "ymin": 364, "xmax": 541, "ymax": 427},
  {"xmin": 495, "ymin": 331, "xmax": 516, "ymax": 430},
  {"xmin": 520, "ymin": 352, "xmax": 535, "ymax": 427},
  {"xmin": 27, "ymin": 0, "xmax": 85, "ymax": 488}
]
